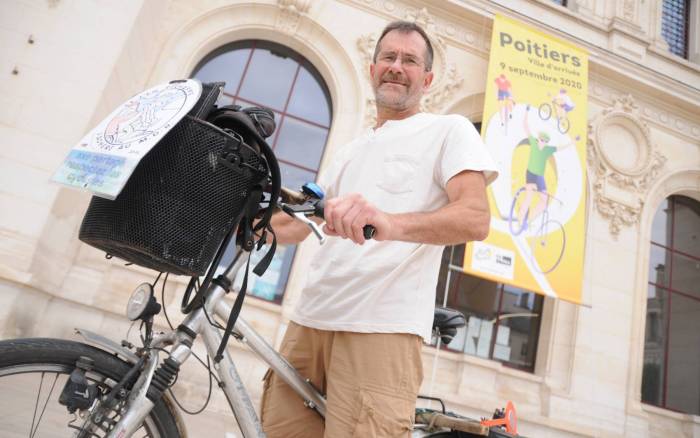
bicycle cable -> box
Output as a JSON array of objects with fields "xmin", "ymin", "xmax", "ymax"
[{"xmin": 158, "ymin": 272, "xmax": 223, "ymax": 415}]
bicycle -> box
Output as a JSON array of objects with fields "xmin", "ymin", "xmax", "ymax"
[
  {"xmin": 508, "ymin": 187, "xmax": 566, "ymax": 274},
  {"xmin": 0, "ymin": 80, "xmax": 525, "ymax": 437},
  {"xmin": 537, "ymin": 99, "xmax": 570, "ymax": 134},
  {"xmin": 0, "ymin": 189, "xmax": 519, "ymax": 437}
]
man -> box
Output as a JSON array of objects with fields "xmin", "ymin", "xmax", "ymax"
[{"xmin": 261, "ymin": 21, "xmax": 497, "ymax": 437}]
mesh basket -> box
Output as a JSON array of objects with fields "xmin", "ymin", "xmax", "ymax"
[{"xmin": 79, "ymin": 113, "xmax": 268, "ymax": 276}]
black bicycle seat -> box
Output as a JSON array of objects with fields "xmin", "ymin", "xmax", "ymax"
[{"xmin": 433, "ymin": 307, "xmax": 466, "ymax": 332}]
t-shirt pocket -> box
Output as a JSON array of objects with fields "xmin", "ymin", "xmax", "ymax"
[{"xmin": 376, "ymin": 154, "xmax": 419, "ymax": 195}]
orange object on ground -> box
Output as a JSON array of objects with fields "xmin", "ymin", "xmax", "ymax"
[{"xmin": 480, "ymin": 401, "xmax": 518, "ymax": 434}]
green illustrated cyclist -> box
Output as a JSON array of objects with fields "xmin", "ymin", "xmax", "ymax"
[
  {"xmin": 512, "ymin": 105, "xmax": 579, "ymax": 233},
  {"xmin": 508, "ymin": 105, "xmax": 580, "ymax": 273}
]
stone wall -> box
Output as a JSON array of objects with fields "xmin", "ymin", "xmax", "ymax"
[{"xmin": 0, "ymin": 1, "xmax": 698, "ymax": 436}]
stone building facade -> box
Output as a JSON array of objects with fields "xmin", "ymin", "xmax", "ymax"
[{"xmin": 0, "ymin": 0, "xmax": 698, "ymax": 437}]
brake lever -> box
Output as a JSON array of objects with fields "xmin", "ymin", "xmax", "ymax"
[{"xmin": 281, "ymin": 204, "xmax": 326, "ymax": 244}]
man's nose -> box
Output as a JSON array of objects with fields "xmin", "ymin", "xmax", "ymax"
[{"xmin": 387, "ymin": 56, "xmax": 404, "ymax": 71}]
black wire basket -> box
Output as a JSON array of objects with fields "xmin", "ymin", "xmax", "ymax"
[{"xmin": 79, "ymin": 85, "xmax": 269, "ymax": 276}]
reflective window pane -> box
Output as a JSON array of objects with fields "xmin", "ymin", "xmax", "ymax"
[
  {"xmin": 247, "ymin": 245, "xmax": 296, "ymax": 303},
  {"xmin": 492, "ymin": 286, "xmax": 542, "ymax": 368},
  {"xmin": 217, "ymin": 93, "xmax": 234, "ymax": 106},
  {"xmin": 238, "ymin": 47, "xmax": 298, "ymax": 110},
  {"xmin": 670, "ymin": 252, "xmax": 700, "ymax": 299},
  {"xmin": 193, "ymin": 48, "xmax": 251, "ymax": 96},
  {"xmin": 648, "ymin": 244, "xmax": 670, "ymax": 287},
  {"xmin": 642, "ymin": 285, "xmax": 668, "ymax": 407},
  {"xmin": 287, "ymin": 67, "xmax": 331, "ymax": 126},
  {"xmin": 275, "ymin": 117, "xmax": 328, "ymax": 170},
  {"xmin": 665, "ymin": 293, "xmax": 700, "ymax": 414},
  {"xmin": 445, "ymin": 272, "xmax": 501, "ymax": 315},
  {"xmin": 661, "ymin": 0, "xmax": 689, "ymax": 58},
  {"xmin": 672, "ymin": 196, "xmax": 700, "ymax": 258},
  {"xmin": 280, "ymin": 162, "xmax": 316, "ymax": 192},
  {"xmin": 451, "ymin": 243, "xmax": 466, "ymax": 267},
  {"xmin": 651, "ymin": 199, "xmax": 670, "ymax": 246}
]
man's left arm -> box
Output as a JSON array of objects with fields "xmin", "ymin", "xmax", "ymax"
[{"xmin": 323, "ymin": 169, "xmax": 490, "ymax": 245}]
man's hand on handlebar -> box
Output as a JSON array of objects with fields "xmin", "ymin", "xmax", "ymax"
[{"xmin": 322, "ymin": 193, "xmax": 388, "ymax": 245}]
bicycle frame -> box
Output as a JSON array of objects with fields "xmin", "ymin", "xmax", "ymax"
[{"xmin": 96, "ymin": 254, "xmax": 325, "ymax": 438}]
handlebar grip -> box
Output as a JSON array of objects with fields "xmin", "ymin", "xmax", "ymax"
[{"xmin": 314, "ymin": 200, "xmax": 376, "ymax": 240}]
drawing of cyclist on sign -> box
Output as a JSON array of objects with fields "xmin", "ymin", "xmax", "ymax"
[
  {"xmin": 538, "ymin": 88, "xmax": 576, "ymax": 134},
  {"xmin": 512, "ymin": 106, "xmax": 579, "ymax": 235},
  {"xmin": 495, "ymin": 73, "xmax": 515, "ymax": 130}
]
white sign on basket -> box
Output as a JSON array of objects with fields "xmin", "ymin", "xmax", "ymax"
[{"xmin": 52, "ymin": 79, "xmax": 203, "ymax": 200}]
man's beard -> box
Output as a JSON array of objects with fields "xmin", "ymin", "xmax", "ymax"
[{"xmin": 373, "ymin": 75, "xmax": 421, "ymax": 110}]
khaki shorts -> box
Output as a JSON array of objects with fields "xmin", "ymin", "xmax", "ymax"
[{"xmin": 260, "ymin": 322, "xmax": 423, "ymax": 438}]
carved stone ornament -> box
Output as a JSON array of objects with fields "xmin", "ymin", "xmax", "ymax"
[
  {"xmin": 276, "ymin": 0, "xmax": 312, "ymax": 34},
  {"xmin": 356, "ymin": 7, "xmax": 463, "ymax": 126},
  {"xmin": 622, "ymin": 0, "xmax": 636, "ymax": 22},
  {"xmin": 588, "ymin": 95, "xmax": 667, "ymax": 237}
]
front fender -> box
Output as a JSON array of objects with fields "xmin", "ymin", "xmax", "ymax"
[{"xmin": 75, "ymin": 328, "xmax": 189, "ymax": 438}]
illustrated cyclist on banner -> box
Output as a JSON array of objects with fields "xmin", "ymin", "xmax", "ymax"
[
  {"xmin": 515, "ymin": 106, "xmax": 579, "ymax": 232},
  {"xmin": 495, "ymin": 73, "xmax": 515, "ymax": 127},
  {"xmin": 552, "ymin": 88, "xmax": 575, "ymax": 121}
]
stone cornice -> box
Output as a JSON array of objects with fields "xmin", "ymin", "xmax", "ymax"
[
  {"xmin": 337, "ymin": 0, "xmax": 700, "ymax": 119},
  {"xmin": 589, "ymin": 76, "xmax": 700, "ymax": 143}
]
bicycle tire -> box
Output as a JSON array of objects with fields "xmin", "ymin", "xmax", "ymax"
[
  {"xmin": 0, "ymin": 338, "xmax": 181, "ymax": 438},
  {"xmin": 529, "ymin": 219, "xmax": 566, "ymax": 274},
  {"xmin": 557, "ymin": 117, "xmax": 570, "ymax": 134},
  {"xmin": 537, "ymin": 103, "xmax": 551, "ymax": 120},
  {"xmin": 508, "ymin": 188, "xmax": 528, "ymax": 236}
]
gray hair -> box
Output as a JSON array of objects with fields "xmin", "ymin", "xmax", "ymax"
[{"xmin": 372, "ymin": 20, "xmax": 434, "ymax": 72}]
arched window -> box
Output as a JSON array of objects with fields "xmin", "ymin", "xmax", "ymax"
[
  {"xmin": 642, "ymin": 195, "xmax": 700, "ymax": 415},
  {"xmin": 192, "ymin": 40, "xmax": 333, "ymax": 303}
]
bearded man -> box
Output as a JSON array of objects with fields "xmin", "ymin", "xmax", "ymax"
[{"xmin": 261, "ymin": 20, "xmax": 498, "ymax": 438}]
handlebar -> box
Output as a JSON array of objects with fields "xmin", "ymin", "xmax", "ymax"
[
  {"xmin": 277, "ymin": 186, "xmax": 376, "ymax": 242},
  {"xmin": 312, "ymin": 200, "xmax": 376, "ymax": 240}
]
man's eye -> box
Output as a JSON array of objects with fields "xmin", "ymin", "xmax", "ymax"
[{"xmin": 404, "ymin": 58, "xmax": 418, "ymax": 66}]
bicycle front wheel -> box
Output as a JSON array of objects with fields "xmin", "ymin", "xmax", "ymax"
[
  {"xmin": 0, "ymin": 338, "xmax": 181, "ymax": 438},
  {"xmin": 557, "ymin": 117, "xmax": 570, "ymax": 134},
  {"xmin": 528, "ymin": 219, "xmax": 566, "ymax": 274}
]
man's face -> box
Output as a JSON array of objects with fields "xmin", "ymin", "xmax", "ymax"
[{"xmin": 370, "ymin": 30, "xmax": 434, "ymax": 112}]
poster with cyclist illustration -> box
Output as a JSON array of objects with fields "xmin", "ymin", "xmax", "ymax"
[{"xmin": 463, "ymin": 15, "xmax": 589, "ymax": 305}]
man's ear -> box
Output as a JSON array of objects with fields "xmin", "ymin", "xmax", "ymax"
[
  {"xmin": 370, "ymin": 63, "xmax": 376, "ymax": 80},
  {"xmin": 422, "ymin": 71, "xmax": 434, "ymax": 92}
]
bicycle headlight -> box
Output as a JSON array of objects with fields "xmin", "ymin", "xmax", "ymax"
[{"xmin": 126, "ymin": 283, "xmax": 157, "ymax": 321}]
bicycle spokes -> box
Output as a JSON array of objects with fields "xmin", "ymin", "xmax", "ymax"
[{"xmin": 30, "ymin": 372, "xmax": 60, "ymax": 438}]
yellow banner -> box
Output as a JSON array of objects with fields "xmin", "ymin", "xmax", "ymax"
[{"xmin": 464, "ymin": 15, "xmax": 588, "ymax": 304}]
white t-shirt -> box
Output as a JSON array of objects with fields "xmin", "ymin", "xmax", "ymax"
[{"xmin": 290, "ymin": 113, "xmax": 498, "ymax": 342}]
